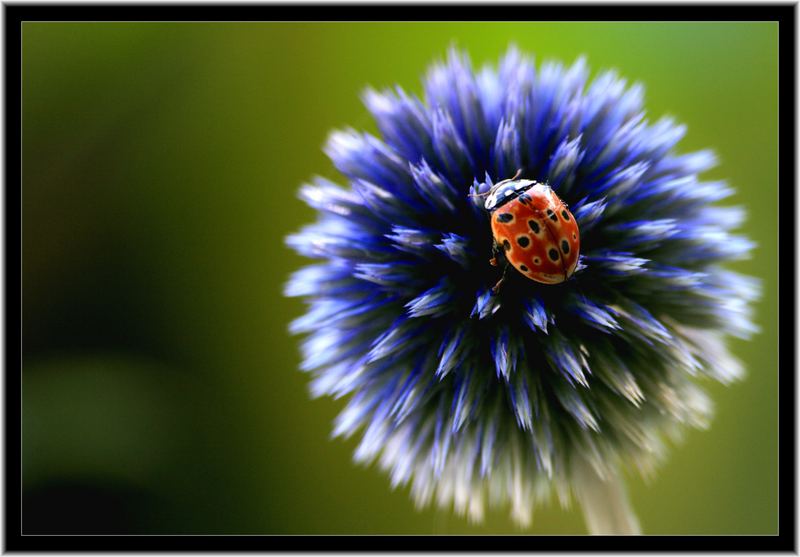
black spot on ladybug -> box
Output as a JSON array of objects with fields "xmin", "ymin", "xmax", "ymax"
[
  {"xmin": 572, "ymin": 232, "xmax": 577, "ymax": 240},
  {"xmin": 547, "ymin": 209, "xmax": 558, "ymax": 222},
  {"xmin": 528, "ymin": 220, "xmax": 540, "ymax": 234},
  {"xmin": 502, "ymin": 239, "xmax": 511, "ymax": 251},
  {"xmin": 561, "ymin": 209, "xmax": 570, "ymax": 221},
  {"xmin": 517, "ymin": 235, "xmax": 530, "ymax": 248},
  {"xmin": 549, "ymin": 248, "xmax": 559, "ymax": 261},
  {"xmin": 519, "ymin": 193, "xmax": 532, "ymax": 205},
  {"xmin": 497, "ymin": 212, "xmax": 514, "ymax": 223},
  {"xmin": 561, "ymin": 239, "xmax": 570, "ymax": 254},
  {"xmin": 520, "ymin": 264, "xmax": 529, "ymax": 272},
  {"xmin": 533, "ymin": 257, "xmax": 541, "ymax": 265}
]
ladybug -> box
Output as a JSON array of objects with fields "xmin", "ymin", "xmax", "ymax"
[{"xmin": 481, "ymin": 172, "xmax": 580, "ymax": 292}]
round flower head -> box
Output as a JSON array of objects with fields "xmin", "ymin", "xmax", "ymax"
[{"xmin": 285, "ymin": 47, "xmax": 759, "ymax": 532}]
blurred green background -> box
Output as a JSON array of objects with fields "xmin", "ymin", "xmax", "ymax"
[{"xmin": 22, "ymin": 22, "xmax": 778, "ymax": 534}]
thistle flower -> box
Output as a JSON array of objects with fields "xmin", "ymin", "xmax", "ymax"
[{"xmin": 285, "ymin": 47, "xmax": 759, "ymax": 533}]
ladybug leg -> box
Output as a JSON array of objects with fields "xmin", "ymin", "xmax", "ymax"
[
  {"xmin": 489, "ymin": 241, "xmax": 503, "ymax": 267},
  {"xmin": 491, "ymin": 261, "xmax": 511, "ymax": 295},
  {"xmin": 489, "ymin": 241, "xmax": 509, "ymax": 294}
]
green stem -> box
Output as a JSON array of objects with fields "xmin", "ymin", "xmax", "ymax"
[{"xmin": 573, "ymin": 459, "xmax": 642, "ymax": 535}]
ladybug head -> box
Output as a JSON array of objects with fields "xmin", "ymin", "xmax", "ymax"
[{"xmin": 484, "ymin": 178, "xmax": 538, "ymax": 212}]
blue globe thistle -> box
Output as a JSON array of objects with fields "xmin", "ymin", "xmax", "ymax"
[{"xmin": 285, "ymin": 47, "xmax": 759, "ymax": 533}]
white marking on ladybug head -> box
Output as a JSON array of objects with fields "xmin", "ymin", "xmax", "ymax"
[{"xmin": 484, "ymin": 178, "xmax": 538, "ymax": 211}]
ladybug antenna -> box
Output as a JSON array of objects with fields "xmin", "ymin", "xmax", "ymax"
[
  {"xmin": 470, "ymin": 169, "xmax": 525, "ymax": 199},
  {"xmin": 469, "ymin": 190, "xmax": 492, "ymax": 198}
]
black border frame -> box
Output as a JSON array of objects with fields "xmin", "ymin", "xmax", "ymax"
[{"xmin": 5, "ymin": 3, "xmax": 796, "ymax": 552}]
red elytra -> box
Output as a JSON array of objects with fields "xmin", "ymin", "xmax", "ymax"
[{"xmin": 485, "ymin": 180, "xmax": 580, "ymax": 286}]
